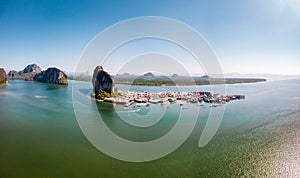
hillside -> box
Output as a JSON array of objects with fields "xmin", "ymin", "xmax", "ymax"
[{"xmin": 0, "ymin": 68, "xmax": 8, "ymax": 87}]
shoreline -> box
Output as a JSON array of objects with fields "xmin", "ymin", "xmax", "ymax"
[{"xmin": 0, "ymin": 81, "xmax": 8, "ymax": 88}]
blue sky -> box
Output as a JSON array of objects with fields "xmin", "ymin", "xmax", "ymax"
[{"xmin": 0, "ymin": 0, "xmax": 299, "ymax": 75}]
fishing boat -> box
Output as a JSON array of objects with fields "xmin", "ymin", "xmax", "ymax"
[
  {"xmin": 136, "ymin": 103, "xmax": 150, "ymax": 107},
  {"xmin": 149, "ymin": 99, "xmax": 159, "ymax": 104},
  {"xmin": 168, "ymin": 97, "xmax": 177, "ymax": 103}
]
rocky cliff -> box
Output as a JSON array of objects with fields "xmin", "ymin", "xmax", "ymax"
[
  {"xmin": 8, "ymin": 64, "xmax": 41, "ymax": 80},
  {"xmin": 92, "ymin": 66, "xmax": 114, "ymax": 99},
  {"xmin": 92, "ymin": 66, "xmax": 103, "ymax": 87},
  {"xmin": 21, "ymin": 64, "xmax": 41, "ymax": 74},
  {"xmin": 33, "ymin": 67, "xmax": 68, "ymax": 85},
  {"xmin": 8, "ymin": 70, "xmax": 19, "ymax": 79},
  {"xmin": 0, "ymin": 68, "xmax": 8, "ymax": 87}
]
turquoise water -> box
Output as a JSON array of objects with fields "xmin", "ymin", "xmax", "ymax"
[{"xmin": 0, "ymin": 79, "xmax": 299, "ymax": 177}]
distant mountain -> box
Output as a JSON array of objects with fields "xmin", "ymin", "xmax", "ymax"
[
  {"xmin": 172, "ymin": 73, "xmax": 179, "ymax": 77},
  {"xmin": 7, "ymin": 70, "xmax": 18, "ymax": 79},
  {"xmin": 8, "ymin": 64, "xmax": 42, "ymax": 80},
  {"xmin": 200, "ymin": 75, "xmax": 210, "ymax": 79},
  {"xmin": 70, "ymin": 71, "xmax": 91, "ymax": 76},
  {"xmin": 116, "ymin": 73, "xmax": 131, "ymax": 76},
  {"xmin": 143, "ymin": 72, "xmax": 155, "ymax": 78}
]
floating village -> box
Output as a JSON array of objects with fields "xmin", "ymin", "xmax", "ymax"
[{"xmin": 98, "ymin": 90, "xmax": 245, "ymax": 108}]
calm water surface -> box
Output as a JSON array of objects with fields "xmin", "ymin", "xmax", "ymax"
[{"xmin": 0, "ymin": 79, "xmax": 299, "ymax": 177}]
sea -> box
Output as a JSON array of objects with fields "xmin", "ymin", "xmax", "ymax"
[{"xmin": 0, "ymin": 79, "xmax": 299, "ymax": 177}]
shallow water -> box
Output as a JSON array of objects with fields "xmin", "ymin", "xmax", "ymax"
[{"xmin": 0, "ymin": 79, "xmax": 299, "ymax": 177}]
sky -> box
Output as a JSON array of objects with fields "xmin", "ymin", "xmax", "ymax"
[{"xmin": 0, "ymin": 0, "xmax": 299, "ymax": 75}]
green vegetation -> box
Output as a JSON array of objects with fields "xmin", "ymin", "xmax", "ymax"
[
  {"xmin": 0, "ymin": 82, "xmax": 6, "ymax": 88},
  {"xmin": 59, "ymin": 76, "xmax": 68, "ymax": 85},
  {"xmin": 114, "ymin": 76, "xmax": 267, "ymax": 86},
  {"xmin": 0, "ymin": 68, "xmax": 8, "ymax": 87},
  {"xmin": 96, "ymin": 90, "xmax": 111, "ymax": 100},
  {"xmin": 112, "ymin": 87, "xmax": 121, "ymax": 97},
  {"xmin": 90, "ymin": 92, "xmax": 96, "ymax": 98}
]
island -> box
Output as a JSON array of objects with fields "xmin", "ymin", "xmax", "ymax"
[
  {"xmin": 92, "ymin": 66, "xmax": 114, "ymax": 99},
  {"xmin": 0, "ymin": 68, "xmax": 8, "ymax": 87},
  {"xmin": 8, "ymin": 64, "xmax": 41, "ymax": 81},
  {"xmin": 8, "ymin": 64, "xmax": 68, "ymax": 85},
  {"xmin": 34, "ymin": 67, "xmax": 68, "ymax": 85}
]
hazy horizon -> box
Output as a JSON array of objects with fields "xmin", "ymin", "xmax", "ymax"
[{"xmin": 4, "ymin": 63, "xmax": 300, "ymax": 81}]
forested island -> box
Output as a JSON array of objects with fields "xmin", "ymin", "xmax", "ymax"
[
  {"xmin": 3, "ymin": 64, "xmax": 68, "ymax": 85},
  {"xmin": 0, "ymin": 68, "xmax": 8, "ymax": 87}
]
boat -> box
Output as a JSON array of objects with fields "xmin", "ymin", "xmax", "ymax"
[
  {"xmin": 134, "ymin": 98, "xmax": 143, "ymax": 103},
  {"xmin": 120, "ymin": 107, "xmax": 141, "ymax": 113},
  {"xmin": 149, "ymin": 99, "xmax": 159, "ymax": 104},
  {"xmin": 124, "ymin": 101, "xmax": 135, "ymax": 107},
  {"xmin": 136, "ymin": 103, "xmax": 150, "ymax": 107},
  {"xmin": 209, "ymin": 104, "xmax": 222, "ymax": 108},
  {"xmin": 168, "ymin": 97, "xmax": 177, "ymax": 103}
]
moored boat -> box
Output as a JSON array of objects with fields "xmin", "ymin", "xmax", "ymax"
[{"xmin": 168, "ymin": 97, "xmax": 177, "ymax": 103}]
